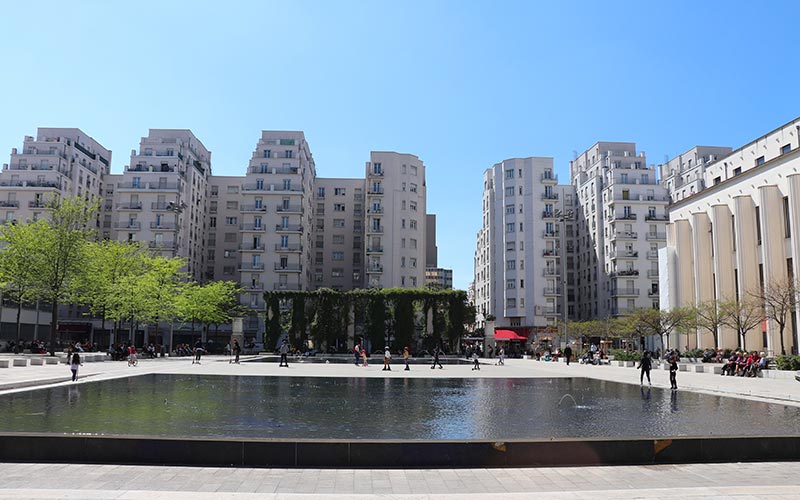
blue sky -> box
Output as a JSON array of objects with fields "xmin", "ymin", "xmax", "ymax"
[{"xmin": 0, "ymin": 0, "xmax": 798, "ymax": 289}]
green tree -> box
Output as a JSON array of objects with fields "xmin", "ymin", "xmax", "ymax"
[
  {"xmin": 265, "ymin": 295, "xmax": 281, "ymax": 349},
  {"xmin": 393, "ymin": 293, "xmax": 415, "ymax": 350},
  {"xmin": 720, "ymin": 295, "xmax": 763, "ymax": 351},
  {"xmin": 289, "ymin": 294, "xmax": 307, "ymax": 347},
  {"xmin": 693, "ymin": 300, "xmax": 726, "ymax": 350},
  {"xmin": 176, "ymin": 280, "xmax": 241, "ymax": 343},
  {"xmin": 0, "ymin": 219, "xmax": 46, "ymax": 345}
]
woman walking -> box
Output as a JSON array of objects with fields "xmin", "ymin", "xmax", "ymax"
[
  {"xmin": 361, "ymin": 347, "xmax": 368, "ymax": 367},
  {"xmin": 383, "ymin": 346, "xmax": 392, "ymax": 371},
  {"xmin": 638, "ymin": 350, "xmax": 652, "ymax": 385},
  {"xmin": 70, "ymin": 352, "xmax": 82, "ymax": 382},
  {"xmin": 669, "ymin": 353, "xmax": 679, "ymax": 390},
  {"xmin": 403, "ymin": 346, "xmax": 410, "ymax": 371}
]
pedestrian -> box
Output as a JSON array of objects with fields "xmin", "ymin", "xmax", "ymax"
[
  {"xmin": 403, "ymin": 346, "xmax": 410, "ymax": 371},
  {"xmin": 638, "ymin": 350, "xmax": 652, "ymax": 385},
  {"xmin": 496, "ymin": 346, "xmax": 505, "ymax": 365},
  {"xmin": 232, "ymin": 339, "xmax": 241, "ymax": 364},
  {"xmin": 361, "ymin": 347, "xmax": 368, "ymax": 367},
  {"xmin": 193, "ymin": 340, "xmax": 203, "ymax": 364},
  {"xmin": 431, "ymin": 346, "xmax": 443, "ymax": 369},
  {"xmin": 383, "ymin": 346, "xmax": 392, "ymax": 371},
  {"xmin": 564, "ymin": 345, "xmax": 573, "ymax": 366},
  {"xmin": 471, "ymin": 350, "xmax": 480, "ymax": 370},
  {"xmin": 354, "ymin": 343, "xmax": 361, "ymax": 366},
  {"xmin": 279, "ymin": 339, "xmax": 289, "ymax": 367},
  {"xmin": 70, "ymin": 352, "xmax": 82, "ymax": 382},
  {"xmin": 669, "ymin": 353, "xmax": 678, "ymax": 390}
]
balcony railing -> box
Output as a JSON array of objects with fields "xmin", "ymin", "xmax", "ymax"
[
  {"xmin": 368, "ymin": 207, "xmax": 384, "ymax": 214},
  {"xmin": 0, "ymin": 200, "xmax": 19, "ymax": 208},
  {"xmin": 242, "ymin": 183, "xmax": 303, "ymax": 192},
  {"xmin": 542, "ymin": 269, "xmax": 560, "ymax": 277},
  {"xmin": 367, "ymin": 265, "xmax": 384, "ymax": 273},
  {"xmin": 275, "ymin": 224, "xmax": 303, "ymax": 232},
  {"xmin": 543, "ymin": 287, "xmax": 562, "ymax": 296},
  {"xmin": 542, "ymin": 249, "xmax": 559, "ymax": 257},
  {"xmin": 368, "ymin": 187, "xmax": 384, "ymax": 194},
  {"xmin": 240, "ymin": 262, "xmax": 265, "ymax": 271},
  {"xmin": 647, "ymin": 270, "xmax": 659, "ymax": 278},
  {"xmin": 150, "ymin": 221, "xmax": 177, "ymax": 230},
  {"xmin": 615, "ymin": 213, "xmax": 637, "ymax": 220},
  {"xmin": 609, "ymin": 250, "xmax": 638, "ymax": 259},
  {"xmin": 116, "ymin": 202, "xmax": 142, "ymax": 210},
  {"xmin": 273, "ymin": 283, "xmax": 302, "ymax": 291},
  {"xmin": 645, "ymin": 214, "xmax": 669, "ymax": 221},
  {"xmin": 646, "ymin": 232, "xmax": 666, "ymax": 240},
  {"xmin": 369, "ymin": 169, "xmax": 384, "ymax": 177},
  {"xmin": 647, "ymin": 250, "xmax": 659, "ymax": 259},
  {"xmin": 612, "ymin": 231, "xmax": 638, "ymax": 240},
  {"xmin": 648, "ymin": 289, "xmax": 660, "ymax": 297},
  {"xmin": 611, "ymin": 307, "xmax": 635, "ymax": 316},
  {"xmin": 368, "ymin": 226, "xmax": 384, "ymax": 233},
  {"xmin": 239, "ymin": 244, "xmax": 266, "ymax": 251},
  {"xmin": 543, "ymin": 230, "xmax": 560, "ymax": 238},
  {"xmin": 114, "ymin": 222, "xmax": 141, "ymax": 229},
  {"xmin": 367, "ymin": 246, "xmax": 384, "ymax": 253},
  {"xmin": 274, "ymin": 263, "xmax": 302, "ymax": 272},
  {"xmin": 245, "ymin": 283, "xmax": 264, "ymax": 291},
  {"xmin": 116, "ymin": 181, "xmax": 179, "ymax": 190},
  {"xmin": 0, "ymin": 180, "xmax": 60, "ymax": 189},
  {"xmin": 541, "ymin": 173, "xmax": 558, "ymax": 182},
  {"xmin": 542, "ymin": 306, "xmax": 562, "ymax": 316},
  {"xmin": 611, "ymin": 287, "xmax": 640, "ymax": 297},
  {"xmin": 28, "ymin": 201, "xmax": 48, "ymax": 209},
  {"xmin": 542, "ymin": 211, "xmax": 556, "ymax": 218},
  {"xmin": 240, "ymin": 204, "xmax": 267, "ymax": 212},
  {"xmin": 611, "ymin": 269, "xmax": 639, "ymax": 277},
  {"xmin": 240, "ymin": 223, "xmax": 266, "ymax": 231},
  {"xmin": 274, "ymin": 244, "xmax": 302, "ymax": 252},
  {"xmin": 276, "ymin": 205, "xmax": 302, "ymax": 213},
  {"xmin": 148, "ymin": 241, "xmax": 176, "ymax": 249},
  {"xmin": 541, "ymin": 193, "xmax": 559, "ymax": 200}
]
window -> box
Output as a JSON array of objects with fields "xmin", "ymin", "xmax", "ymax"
[
  {"xmin": 506, "ymin": 298, "xmax": 516, "ymax": 308},
  {"xmin": 782, "ymin": 144, "xmax": 792, "ymax": 155},
  {"xmin": 410, "ymin": 238, "xmax": 417, "ymax": 249},
  {"xmin": 410, "ymin": 183, "xmax": 417, "ymax": 193},
  {"xmin": 224, "ymin": 233, "xmax": 237, "ymax": 242},
  {"xmin": 506, "ymin": 223, "xmax": 515, "ymax": 233},
  {"xmin": 756, "ymin": 156, "xmax": 765, "ymax": 166},
  {"xmin": 785, "ymin": 196, "xmax": 791, "ymax": 238},
  {"xmin": 505, "ymin": 169, "xmax": 514, "ymax": 179},
  {"xmin": 506, "ymin": 241, "xmax": 515, "ymax": 251},
  {"xmin": 410, "ymin": 258, "xmax": 417, "ymax": 268},
  {"xmin": 334, "ymin": 219, "xmax": 345, "ymax": 228},
  {"xmin": 223, "ymin": 250, "xmax": 235, "ymax": 258},
  {"xmin": 333, "ymin": 234, "xmax": 345, "ymax": 244},
  {"xmin": 334, "ymin": 188, "xmax": 346, "ymax": 196},
  {"xmin": 733, "ymin": 167, "xmax": 742, "ymax": 176},
  {"xmin": 209, "ymin": 217, "xmax": 216, "ymax": 228},
  {"xmin": 334, "ymin": 203, "xmax": 346, "ymax": 212},
  {"xmin": 227, "ymin": 185, "xmax": 239, "ymax": 194},
  {"xmin": 331, "ymin": 268, "xmax": 344, "ymax": 277},
  {"xmin": 505, "ymin": 187, "xmax": 514, "ymax": 197},
  {"xmin": 410, "ymin": 219, "xmax": 417, "ymax": 230},
  {"xmin": 506, "ymin": 260, "xmax": 516, "ymax": 270},
  {"xmin": 332, "ymin": 251, "xmax": 344, "ymax": 261},
  {"xmin": 519, "ymin": 222, "xmax": 523, "ymax": 232},
  {"xmin": 506, "ymin": 279, "xmax": 515, "ymax": 289},
  {"xmin": 317, "ymin": 187, "xmax": 325, "ymax": 198},
  {"xmin": 409, "ymin": 201, "xmax": 417, "ymax": 211},
  {"xmin": 226, "ymin": 201, "xmax": 238, "ymax": 210},
  {"xmin": 506, "ymin": 204, "xmax": 514, "ymax": 214},
  {"xmin": 225, "ymin": 217, "xmax": 237, "ymax": 225},
  {"xmin": 410, "ymin": 165, "xmax": 418, "ymax": 176}
]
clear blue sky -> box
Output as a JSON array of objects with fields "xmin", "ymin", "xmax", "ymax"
[{"xmin": 1, "ymin": 0, "xmax": 798, "ymax": 289}]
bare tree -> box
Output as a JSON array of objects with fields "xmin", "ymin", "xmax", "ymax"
[
  {"xmin": 751, "ymin": 278, "xmax": 798, "ymax": 355},
  {"xmin": 693, "ymin": 300, "xmax": 726, "ymax": 350},
  {"xmin": 628, "ymin": 307, "xmax": 695, "ymax": 352},
  {"xmin": 719, "ymin": 295, "xmax": 763, "ymax": 351}
]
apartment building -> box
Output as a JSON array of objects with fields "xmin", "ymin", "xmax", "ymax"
[
  {"xmin": 365, "ymin": 152, "xmax": 427, "ymax": 289},
  {"xmin": 657, "ymin": 146, "xmax": 733, "ymax": 204},
  {"xmin": 312, "ymin": 178, "xmax": 365, "ymax": 290},
  {"xmin": 570, "ymin": 142, "xmax": 669, "ymax": 320},
  {"xmin": 0, "ymin": 128, "xmax": 110, "ymax": 224},
  {"xmin": 662, "ymin": 117, "xmax": 800, "ymax": 354},
  {"xmin": 474, "ymin": 157, "xmax": 575, "ymax": 335},
  {"xmin": 425, "ymin": 267, "xmax": 453, "ymax": 289},
  {"xmin": 106, "ymin": 129, "xmax": 211, "ymax": 282}
]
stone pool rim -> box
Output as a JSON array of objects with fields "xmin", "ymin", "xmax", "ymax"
[{"xmin": 0, "ymin": 432, "xmax": 798, "ymax": 468}]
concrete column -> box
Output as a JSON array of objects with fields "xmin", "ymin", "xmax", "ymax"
[
  {"xmin": 786, "ymin": 174, "xmax": 800, "ymax": 354},
  {"xmin": 733, "ymin": 195, "xmax": 760, "ymax": 349},
  {"xmin": 709, "ymin": 204, "xmax": 735, "ymax": 350},
  {"xmin": 671, "ymin": 219, "xmax": 695, "ymax": 348},
  {"xmin": 691, "ymin": 212, "xmax": 715, "ymax": 339},
  {"xmin": 758, "ymin": 185, "xmax": 788, "ymax": 353}
]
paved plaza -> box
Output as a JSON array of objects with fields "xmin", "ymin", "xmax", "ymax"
[{"xmin": 0, "ymin": 354, "xmax": 799, "ymax": 499}]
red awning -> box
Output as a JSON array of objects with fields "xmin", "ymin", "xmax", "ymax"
[{"xmin": 494, "ymin": 329, "xmax": 529, "ymax": 341}]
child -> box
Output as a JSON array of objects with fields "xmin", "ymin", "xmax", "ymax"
[
  {"xmin": 70, "ymin": 352, "xmax": 83, "ymax": 382},
  {"xmin": 472, "ymin": 350, "xmax": 480, "ymax": 371},
  {"xmin": 361, "ymin": 348, "xmax": 368, "ymax": 367}
]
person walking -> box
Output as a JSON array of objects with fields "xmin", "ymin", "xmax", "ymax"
[
  {"xmin": 471, "ymin": 350, "xmax": 480, "ymax": 370},
  {"xmin": 232, "ymin": 340, "xmax": 241, "ymax": 364},
  {"xmin": 354, "ymin": 343, "xmax": 361, "ymax": 366},
  {"xmin": 564, "ymin": 345, "xmax": 573, "ymax": 366},
  {"xmin": 193, "ymin": 340, "xmax": 204, "ymax": 364},
  {"xmin": 638, "ymin": 350, "xmax": 652, "ymax": 385},
  {"xmin": 403, "ymin": 346, "xmax": 410, "ymax": 371},
  {"xmin": 69, "ymin": 352, "xmax": 82, "ymax": 382},
  {"xmin": 279, "ymin": 339, "xmax": 290, "ymax": 367},
  {"xmin": 360, "ymin": 347, "xmax": 368, "ymax": 367},
  {"xmin": 497, "ymin": 346, "xmax": 505, "ymax": 366},
  {"xmin": 431, "ymin": 346, "xmax": 443, "ymax": 369},
  {"xmin": 669, "ymin": 353, "xmax": 678, "ymax": 390},
  {"xmin": 383, "ymin": 346, "xmax": 392, "ymax": 371}
]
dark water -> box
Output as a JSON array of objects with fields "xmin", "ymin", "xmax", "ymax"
[{"xmin": 0, "ymin": 375, "xmax": 798, "ymax": 440}]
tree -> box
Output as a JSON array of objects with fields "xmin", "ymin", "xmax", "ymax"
[
  {"xmin": 720, "ymin": 296, "xmax": 764, "ymax": 351},
  {"xmin": 693, "ymin": 300, "xmax": 726, "ymax": 350},
  {"xmin": 393, "ymin": 293, "xmax": 415, "ymax": 351},
  {"xmin": 628, "ymin": 307, "xmax": 694, "ymax": 351},
  {"xmin": 0, "ymin": 220, "xmax": 47, "ymax": 346},
  {"xmin": 753, "ymin": 278, "xmax": 798, "ymax": 355},
  {"xmin": 176, "ymin": 280, "xmax": 242, "ymax": 343},
  {"xmin": 29, "ymin": 197, "xmax": 97, "ymax": 355},
  {"xmin": 289, "ymin": 294, "xmax": 307, "ymax": 348}
]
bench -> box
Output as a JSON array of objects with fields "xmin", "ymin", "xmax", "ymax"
[
  {"xmin": 0, "ymin": 359, "xmax": 9, "ymax": 368},
  {"xmin": 45, "ymin": 357, "xmax": 59, "ymax": 365},
  {"xmin": 692, "ymin": 365, "xmax": 705, "ymax": 373},
  {"xmin": 30, "ymin": 358, "xmax": 45, "ymax": 366},
  {"xmin": 12, "ymin": 358, "xmax": 28, "ymax": 367},
  {"xmin": 705, "ymin": 365, "xmax": 723, "ymax": 374}
]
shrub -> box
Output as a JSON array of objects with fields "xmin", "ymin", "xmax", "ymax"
[
  {"xmin": 775, "ymin": 355, "xmax": 800, "ymax": 371},
  {"xmin": 609, "ymin": 349, "xmax": 641, "ymax": 362},
  {"xmin": 683, "ymin": 348, "xmax": 704, "ymax": 359}
]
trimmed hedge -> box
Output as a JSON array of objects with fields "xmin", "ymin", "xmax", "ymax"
[{"xmin": 775, "ymin": 355, "xmax": 800, "ymax": 371}]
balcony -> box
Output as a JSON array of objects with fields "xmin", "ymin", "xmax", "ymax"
[
  {"xmin": 541, "ymin": 193, "xmax": 559, "ymax": 200},
  {"xmin": 614, "ymin": 213, "xmax": 637, "ymax": 220},
  {"xmin": 247, "ymin": 166, "xmax": 299, "ymax": 175},
  {"xmin": 611, "ymin": 269, "xmax": 639, "ymax": 277},
  {"xmin": 240, "ymin": 223, "xmax": 266, "ymax": 232},
  {"xmin": 148, "ymin": 240, "xmax": 176, "ymax": 250},
  {"xmin": 28, "ymin": 201, "xmax": 48, "ymax": 209},
  {"xmin": 368, "ymin": 226, "xmax": 384, "ymax": 234},
  {"xmin": 276, "ymin": 204, "xmax": 302, "ymax": 213},
  {"xmin": 646, "ymin": 232, "xmax": 666, "ymax": 241},
  {"xmin": 274, "ymin": 263, "xmax": 302, "ymax": 272},
  {"xmin": 647, "ymin": 269, "xmax": 659, "ymax": 278},
  {"xmin": 114, "ymin": 221, "xmax": 141, "ymax": 230},
  {"xmin": 610, "ymin": 194, "xmax": 669, "ymax": 203},
  {"xmin": 611, "ymin": 231, "xmax": 638, "ymax": 240},
  {"xmin": 116, "ymin": 181, "xmax": 179, "ymax": 191},
  {"xmin": 645, "ymin": 214, "xmax": 669, "ymax": 221},
  {"xmin": 0, "ymin": 200, "xmax": 19, "ymax": 208},
  {"xmin": 239, "ymin": 243, "xmax": 266, "ymax": 251},
  {"xmin": 542, "ymin": 249, "xmax": 559, "ymax": 257},
  {"xmin": 366, "ymin": 246, "xmax": 384, "ymax": 253},
  {"xmin": 273, "ymin": 283, "xmax": 302, "ymax": 291},
  {"xmin": 543, "ymin": 230, "xmax": 560, "ymax": 238},
  {"xmin": 648, "ymin": 289, "xmax": 660, "ymax": 297},
  {"xmin": 274, "ymin": 244, "xmax": 302, "ymax": 252},
  {"xmin": 542, "ymin": 268, "xmax": 560, "ymax": 277},
  {"xmin": 239, "ymin": 262, "xmax": 265, "ymax": 271},
  {"xmin": 647, "ymin": 250, "xmax": 659, "ymax": 259},
  {"xmin": 611, "ymin": 287, "xmax": 640, "ymax": 297},
  {"xmin": 368, "ymin": 207, "xmax": 384, "ymax": 214},
  {"xmin": 242, "ymin": 183, "xmax": 303, "ymax": 192},
  {"xmin": 543, "ymin": 287, "xmax": 562, "ymax": 296},
  {"xmin": 0, "ymin": 180, "xmax": 60, "ymax": 189},
  {"xmin": 611, "ymin": 307, "xmax": 635, "ymax": 316},
  {"xmin": 609, "ymin": 249, "xmax": 638, "ymax": 259},
  {"xmin": 367, "ymin": 265, "xmax": 384, "ymax": 273},
  {"xmin": 240, "ymin": 204, "xmax": 267, "ymax": 213},
  {"xmin": 245, "ymin": 283, "xmax": 264, "ymax": 291},
  {"xmin": 542, "ymin": 211, "xmax": 557, "ymax": 219},
  {"xmin": 369, "ymin": 169, "xmax": 384, "ymax": 177},
  {"xmin": 116, "ymin": 202, "xmax": 142, "ymax": 210},
  {"xmin": 368, "ymin": 187, "xmax": 384, "ymax": 194},
  {"xmin": 151, "ymin": 202, "xmax": 174, "ymax": 211},
  {"xmin": 275, "ymin": 224, "xmax": 303, "ymax": 232},
  {"xmin": 542, "ymin": 306, "xmax": 562, "ymax": 316},
  {"xmin": 150, "ymin": 221, "xmax": 177, "ymax": 230},
  {"xmin": 541, "ymin": 173, "xmax": 558, "ymax": 183}
]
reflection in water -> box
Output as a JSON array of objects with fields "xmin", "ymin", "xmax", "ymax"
[{"xmin": 0, "ymin": 374, "xmax": 798, "ymax": 440}]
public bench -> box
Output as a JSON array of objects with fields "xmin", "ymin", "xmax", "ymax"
[{"xmin": 12, "ymin": 358, "xmax": 28, "ymax": 367}]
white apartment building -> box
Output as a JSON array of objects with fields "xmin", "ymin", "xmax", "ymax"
[
  {"xmin": 312, "ymin": 178, "xmax": 365, "ymax": 290},
  {"xmin": 474, "ymin": 157, "xmax": 575, "ymax": 336},
  {"xmin": 662, "ymin": 117, "xmax": 800, "ymax": 354},
  {"xmin": 365, "ymin": 152, "xmax": 427, "ymax": 289},
  {"xmin": 658, "ymin": 146, "xmax": 733, "ymax": 204},
  {"xmin": 570, "ymin": 142, "xmax": 669, "ymax": 319},
  {"xmin": 106, "ymin": 129, "xmax": 211, "ymax": 282}
]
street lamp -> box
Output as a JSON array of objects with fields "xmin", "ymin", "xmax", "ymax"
[{"xmin": 554, "ymin": 208, "xmax": 573, "ymax": 350}]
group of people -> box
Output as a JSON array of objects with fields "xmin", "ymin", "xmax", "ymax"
[
  {"xmin": 636, "ymin": 350, "xmax": 679, "ymax": 390},
  {"xmin": 721, "ymin": 351, "xmax": 767, "ymax": 376}
]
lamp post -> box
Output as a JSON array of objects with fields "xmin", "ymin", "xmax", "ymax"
[
  {"xmin": 164, "ymin": 200, "xmax": 185, "ymax": 353},
  {"xmin": 554, "ymin": 208, "xmax": 573, "ymax": 350}
]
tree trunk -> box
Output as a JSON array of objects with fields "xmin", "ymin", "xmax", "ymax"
[
  {"xmin": 15, "ymin": 298, "xmax": 22, "ymax": 346},
  {"xmin": 779, "ymin": 324, "xmax": 786, "ymax": 355},
  {"xmin": 49, "ymin": 299, "xmax": 58, "ymax": 356}
]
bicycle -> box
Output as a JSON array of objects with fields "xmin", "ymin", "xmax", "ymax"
[{"xmin": 127, "ymin": 354, "xmax": 138, "ymax": 367}]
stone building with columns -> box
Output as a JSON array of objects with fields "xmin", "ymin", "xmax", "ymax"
[{"xmin": 661, "ymin": 116, "xmax": 800, "ymax": 354}]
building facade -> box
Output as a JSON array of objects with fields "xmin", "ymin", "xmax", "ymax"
[{"xmin": 662, "ymin": 117, "xmax": 800, "ymax": 355}]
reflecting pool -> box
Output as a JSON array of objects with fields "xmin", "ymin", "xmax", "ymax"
[{"xmin": 1, "ymin": 375, "xmax": 798, "ymax": 440}]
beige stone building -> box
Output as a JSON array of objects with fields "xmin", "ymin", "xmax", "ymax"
[{"xmin": 662, "ymin": 117, "xmax": 800, "ymax": 354}]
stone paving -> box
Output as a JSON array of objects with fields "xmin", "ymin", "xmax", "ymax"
[{"xmin": 0, "ymin": 353, "xmax": 799, "ymax": 499}]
